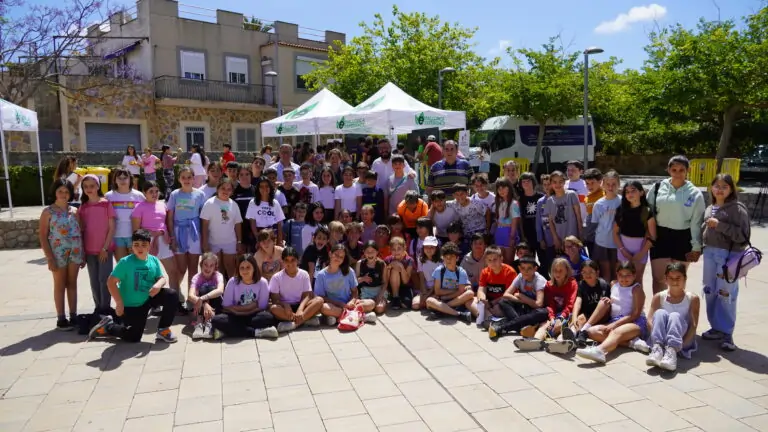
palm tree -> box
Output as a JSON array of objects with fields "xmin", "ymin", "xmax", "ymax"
[{"xmin": 243, "ymin": 17, "xmax": 273, "ymax": 32}]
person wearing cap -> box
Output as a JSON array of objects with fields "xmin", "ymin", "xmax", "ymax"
[
  {"xmin": 413, "ymin": 235, "xmax": 441, "ymax": 311},
  {"xmin": 397, "ymin": 190, "xmax": 428, "ymax": 240},
  {"xmin": 422, "ymin": 134, "xmax": 443, "ymax": 168}
]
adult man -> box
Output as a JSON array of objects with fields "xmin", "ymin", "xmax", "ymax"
[
  {"xmin": 268, "ymin": 143, "xmax": 301, "ymax": 182},
  {"xmin": 427, "ymin": 140, "xmax": 473, "ymax": 200},
  {"xmin": 422, "ymin": 135, "xmax": 443, "ymax": 168},
  {"xmin": 371, "ymin": 138, "xmax": 414, "ymax": 191}
]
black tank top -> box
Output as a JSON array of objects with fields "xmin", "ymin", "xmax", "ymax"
[{"xmin": 358, "ymin": 260, "xmax": 385, "ymax": 288}]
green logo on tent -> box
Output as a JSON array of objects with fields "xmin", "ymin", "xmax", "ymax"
[
  {"xmin": 15, "ymin": 110, "xmax": 31, "ymax": 127},
  {"xmin": 336, "ymin": 116, "xmax": 366, "ymax": 130},
  {"xmin": 414, "ymin": 112, "xmax": 445, "ymax": 127},
  {"xmin": 285, "ymin": 101, "xmax": 319, "ymax": 120},
  {"xmin": 353, "ymin": 95, "xmax": 384, "ymax": 112},
  {"xmin": 276, "ymin": 123, "xmax": 298, "ymax": 135}
]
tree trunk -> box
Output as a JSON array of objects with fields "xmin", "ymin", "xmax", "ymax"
[
  {"xmin": 531, "ymin": 121, "xmax": 546, "ymax": 174},
  {"xmin": 715, "ymin": 105, "xmax": 739, "ymax": 173}
]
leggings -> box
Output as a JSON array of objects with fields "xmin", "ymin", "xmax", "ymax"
[
  {"xmin": 86, "ymin": 253, "xmax": 113, "ymax": 313},
  {"xmin": 163, "ymin": 169, "xmax": 175, "ymax": 199},
  {"xmin": 498, "ymin": 299, "xmax": 549, "ymax": 333},
  {"xmin": 211, "ymin": 311, "xmax": 277, "ymax": 337}
]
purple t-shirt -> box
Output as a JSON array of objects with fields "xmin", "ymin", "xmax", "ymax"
[
  {"xmin": 268, "ymin": 269, "xmax": 312, "ymax": 305},
  {"xmin": 222, "ymin": 277, "xmax": 270, "ymax": 310},
  {"xmin": 131, "ymin": 201, "xmax": 168, "ymax": 232},
  {"xmin": 191, "ymin": 271, "xmax": 223, "ymax": 296}
]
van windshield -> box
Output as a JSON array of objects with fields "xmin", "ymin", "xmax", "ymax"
[{"xmin": 473, "ymin": 130, "xmax": 516, "ymax": 152}]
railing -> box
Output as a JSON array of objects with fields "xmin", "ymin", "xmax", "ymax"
[{"xmin": 154, "ymin": 75, "xmax": 275, "ymax": 106}]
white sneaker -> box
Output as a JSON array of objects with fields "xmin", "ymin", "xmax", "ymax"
[
  {"xmin": 192, "ymin": 322, "xmax": 205, "ymax": 339},
  {"xmin": 254, "ymin": 326, "xmax": 279, "ymax": 339},
  {"xmin": 326, "ymin": 316, "xmax": 337, "ymax": 326},
  {"xmin": 659, "ymin": 346, "xmax": 678, "ymax": 371},
  {"xmin": 203, "ymin": 322, "xmax": 214, "ymax": 339},
  {"xmin": 646, "ymin": 344, "xmax": 664, "ymax": 367},
  {"xmin": 277, "ymin": 321, "xmax": 297, "ymax": 333},
  {"xmin": 305, "ymin": 316, "xmax": 321, "ymax": 327},
  {"xmin": 364, "ymin": 312, "xmax": 377, "ymax": 323},
  {"xmin": 576, "ymin": 346, "xmax": 606, "ymax": 363},
  {"xmin": 629, "ymin": 337, "xmax": 650, "ymax": 353}
]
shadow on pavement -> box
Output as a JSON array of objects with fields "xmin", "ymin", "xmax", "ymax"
[{"xmin": 0, "ymin": 329, "xmax": 82, "ymax": 356}]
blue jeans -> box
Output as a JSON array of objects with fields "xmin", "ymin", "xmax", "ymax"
[{"xmin": 703, "ymin": 247, "xmax": 739, "ymax": 335}]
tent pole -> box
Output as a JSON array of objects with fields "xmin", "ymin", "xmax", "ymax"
[
  {"xmin": 0, "ymin": 114, "xmax": 13, "ymax": 218},
  {"xmin": 35, "ymin": 131, "xmax": 44, "ymax": 206}
]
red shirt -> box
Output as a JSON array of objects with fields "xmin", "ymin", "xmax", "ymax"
[
  {"xmin": 424, "ymin": 141, "xmax": 443, "ymax": 167},
  {"xmin": 544, "ymin": 277, "xmax": 578, "ymax": 319},
  {"xmin": 221, "ymin": 150, "xmax": 236, "ymax": 168},
  {"xmin": 479, "ymin": 264, "xmax": 517, "ymax": 301}
]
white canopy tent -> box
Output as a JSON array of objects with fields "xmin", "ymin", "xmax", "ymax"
[
  {"xmin": 0, "ymin": 98, "xmax": 44, "ymax": 218},
  {"xmin": 317, "ymin": 82, "xmax": 466, "ymax": 135},
  {"xmin": 261, "ymin": 88, "xmax": 353, "ymax": 138}
]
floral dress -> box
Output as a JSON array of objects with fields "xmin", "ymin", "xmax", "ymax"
[{"xmin": 47, "ymin": 205, "xmax": 84, "ymax": 267}]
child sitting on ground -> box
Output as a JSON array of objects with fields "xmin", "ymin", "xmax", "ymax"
[
  {"xmin": 413, "ymin": 236, "xmax": 441, "ymax": 311},
  {"xmin": 488, "ymin": 255, "xmax": 547, "ymax": 340},
  {"xmin": 568, "ymin": 260, "xmax": 611, "ymax": 347},
  {"xmin": 189, "ymin": 252, "xmax": 225, "ymax": 339},
  {"xmin": 425, "ymin": 242, "xmax": 476, "ymax": 323},
  {"xmin": 475, "ymin": 246, "xmax": 517, "ymax": 322},
  {"xmin": 355, "ymin": 241, "xmax": 388, "ymax": 315},
  {"xmin": 269, "ymin": 247, "xmax": 324, "ymax": 333}
]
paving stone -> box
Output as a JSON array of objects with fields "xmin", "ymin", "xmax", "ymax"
[
  {"xmin": 172, "ymin": 420, "xmax": 223, "ymax": 432},
  {"xmin": 222, "ymin": 378, "xmax": 267, "ymax": 406},
  {"xmin": 689, "ymin": 387, "xmax": 767, "ymax": 419},
  {"xmin": 675, "ymin": 406, "xmax": 756, "ymax": 432},
  {"xmin": 4, "ymin": 374, "xmax": 57, "ymax": 398},
  {"xmin": 556, "ymin": 393, "xmax": 627, "ymax": 426},
  {"xmin": 501, "ymin": 354, "xmax": 554, "ymax": 377},
  {"xmin": 178, "ymin": 374, "xmax": 222, "ymax": 399},
  {"xmin": 25, "ymin": 401, "xmax": 85, "ymax": 432},
  {"xmin": 575, "ymin": 376, "xmax": 645, "ymax": 405},
  {"xmin": 429, "ymin": 364, "xmax": 482, "ymax": 388},
  {"xmin": 740, "ymin": 414, "xmax": 768, "ymax": 430},
  {"xmin": 323, "ymin": 414, "xmax": 378, "ymax": 432},
  {"xmin": 314, "ymin": 390, "xmax": 367, "ymax": 419},
  {"xmin": 702, "ymin": 371, "xmax": 768, "ymax": 399},
  {"xmin": 298, "ymin": 352, "xmax": 340, "ymax": 374},
  {"xmin": 127, "ymin": 389, "xmax": 179, "ymax": 418},
  {"xmin": 614, "ymin": 399, "xmax": 693, "ymax": 431},
  {"xmin": 175, "ymin": 394, "xmax": 223, "ymax": 426},
  {"xmin": 476, "ymin": 369, "xmax": 532, "ymax": 393},
  {"xmin": 338, "ymin": 356, "xmax": 384, "ymax": 379},
  {"xmin": 417, "ymin": 401, "xmax": 479, "ymax": 432},
  {"xmin": 591, "ymin": 419, "xmax": 649, "ymax": 432},
  {"xmin": 272, "ymin": 407, "xmax": 325, "ymax": 431},
  {"xmin": 350, "ymin": 373, "xmax": 400, "ymax": 400},
  {"xmin": 72, "ymin": 406, "xmax": 128, "ymax": 432},
  {"xmin": 262, "ymin": 365, "xmax": 306, "ymax": 389},
  {"xmin": 306, "ymin": 370, "xmax": 352, "ymax": 394},
  {"xmin": 526, "ymin": 372, "xmax": 588, "ymax": 399},
  {"xmin": 631, "ymin": 382, "xmax": 705, "ymax": 411},
  {"xmin": 500, "ymin": 388, "xmax": 565, "ymax": 419},
  {"xmin": 223, "ymin": 401, "xmax": 272, "ymax": 432},
  {"xmin": 380, "ymin": 360, "xmax": 431, "ymax": 383},
  {"xmin": 123, "ymin": 413, "xmax": 174, "ymax": 432},
  {"xmin": 471, "ymin": 407, "xmax": 538, "ymax": 432},
  {"xmin": 137, "ymin": 370, "xmax": 182, "ymax": 394},
  {"xmin": 377, "ymin": 421, "xmax": 431, "ymax": 431},
  {"xmin": 363, "ymin": 395, "xmax": 420, "ymax": 427},
  {"xmin": 530, "ymin": 412, "xmax": 592, "ymax": 432},
  {"xmin": 266, "ymin": 384, "xmax": 315, "ymax": 413},
  {"xmin": 398, "ymin": 379, "xmax": 454, "ymax": 406},
  {"xmin": 221, "ymin": 361, "xmax": 263, "ymax": 383}
]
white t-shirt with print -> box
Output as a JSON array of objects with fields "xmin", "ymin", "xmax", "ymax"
[
  {"xmin": 245, "ymin": 199, "xmax": 286, "ymax": 228},
  {"xmin": 511, "ymin": 273, "xmax": 547, "ymax": 300},
  {"xmin": 565, "ymin": 178, "xmax": 588, "ymax": 226},
  {"xmin": 201, "ymin": 197, "xmax": 243, "ymax": 245},
  {"xmin": 122, "ymin": 155, "xmax": 141, "ymax": 175},
  {"xmin": 471, "ymin": 192, "xmax": 496, "ymax": 214},
  {"xmin": 419, "ymin": 260, "xmax": 441, "ymax": 289},
  {"xmin": 335, "ymin": 183, "xmax": 362, "ymax": 212},
  {"xmin": 106, "ymin": 189, "xmax": 145, "ymax": 238}
]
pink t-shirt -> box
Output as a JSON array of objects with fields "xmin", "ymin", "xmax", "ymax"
[
  {"xmin": 79, "ymin": 199, "xmax": 116, "ymax": 255},
  {"xmin": 142, "ymin": 155, "xmax": 160, "ymax": 174},
  {"xmin": 131, "ymin": 201, "xmax": 167, "ymax": 232},
  {"xmin": 268, "ymin": 269, "xmax": 312, "ymax": 305}
]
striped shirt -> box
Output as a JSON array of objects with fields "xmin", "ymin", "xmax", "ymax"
[{"xmin": 427, "ymin": 159, "xmax": 473, "ymax": 199}]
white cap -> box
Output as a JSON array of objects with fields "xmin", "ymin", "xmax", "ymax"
[
  {"xmin": 423, "ymin": 236, "xmax": 439, "ymax": 247},
  {"xmin": 427, "ymin": 135, "xmax": 436, "ymax": 141}
]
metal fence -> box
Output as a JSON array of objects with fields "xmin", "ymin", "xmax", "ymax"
[{"xmin": 154, "ymin": 75, "xmax": 275, "ymax": 106}]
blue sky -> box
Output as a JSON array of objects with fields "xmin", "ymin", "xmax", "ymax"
[{"xmin": 27, "ymin": 0, "xmax": 764, "ymax": 69}]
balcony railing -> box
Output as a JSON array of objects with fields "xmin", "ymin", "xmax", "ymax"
[{"xmin": 154, "ymin": 75, "xmax": 275, "ymax": 106}]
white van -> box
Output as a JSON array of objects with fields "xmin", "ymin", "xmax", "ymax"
[{"xmin": 472, "ymin": 115, "xmax": 597, "ymax": 169}]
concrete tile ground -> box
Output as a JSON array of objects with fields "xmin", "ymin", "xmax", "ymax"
[{"xmin": 2, "ymin": 228, "xmax": 768, "ymax": 431}]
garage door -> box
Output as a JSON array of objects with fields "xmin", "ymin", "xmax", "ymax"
[{"xmin": 85, "ymin": 123, "xmax": 141, "ymax": 151}]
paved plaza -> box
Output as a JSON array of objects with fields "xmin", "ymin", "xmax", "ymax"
[{"xmin": 1, "ymin": 228, "xmax": 768, "ymax": 431}]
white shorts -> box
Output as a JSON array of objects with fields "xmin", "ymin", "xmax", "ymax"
[
  {"xmin": 210, "ymin": 243, "xmax": 237, "ymax": 255},
  {"xmin": 174, "ymin": 232, "xmax": 202, "ymax": 255},
  {"xmin": 155, "ymin": 235, "xmax": 174, "ymax": 261}
]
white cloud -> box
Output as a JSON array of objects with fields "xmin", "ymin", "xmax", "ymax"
[
  {"xmin": 489, "ymin": 39, "xmax": 511, "ymax": 55},
  {"xmin": 594, "ymin": 4, "xmax": 667, "ymax": 34}
]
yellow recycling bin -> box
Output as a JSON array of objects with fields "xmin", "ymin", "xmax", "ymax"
[
  {"xmin": 720, "ymin": 158, "xmax": 741, "ymax": 185},
  {"xmin": 85, "ymin": 167, "xmax": 111, "ymax": 194},
  {"xmin": 688, "ymin": 159, "xmax": 717, "ymax": 187},
  {"xmin": 499, "ymin": 157, "xmax": 531, "ymax": 177}
]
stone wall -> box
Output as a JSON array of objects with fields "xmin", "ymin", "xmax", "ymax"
[
  {"xmin": 2, "ymin": 131, "xmax": 33, "ymax": 152},
  {"xmin": 0, "ymin": 219, "xmax": 40, "ymax": 249}
]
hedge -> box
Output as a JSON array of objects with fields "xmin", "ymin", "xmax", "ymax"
[{"xmin": 0, "ymin": 165, "xmax": 180, "ymax": 207}]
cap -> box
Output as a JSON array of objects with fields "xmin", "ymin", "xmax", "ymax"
[
  {"xmin": 423, "ymin": 236, "xmax": 439, "ymax": 247},
  {"xmin": 427, "ymin": 135, "xmax": 436, "ymax": 141}
]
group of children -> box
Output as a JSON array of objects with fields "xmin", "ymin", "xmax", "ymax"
[{"xmin": 40, "ymin": 151, "xmax": 748, "ymax": 372}]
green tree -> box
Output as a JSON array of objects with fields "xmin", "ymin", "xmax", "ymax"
[
  {"xmin": 643, "ymin": 7, "xmax": 768, "ymax": 171},
  {"xmin": 243, "ymin": 17, "xmax": 273, "ymax": 32},
  {"xmin": 302, "ymin": 5, "xmax": 495, "ymax": 126}
]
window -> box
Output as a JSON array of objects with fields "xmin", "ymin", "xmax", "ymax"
[
  {"xmin": 295, "ymin": 56, "xmax": 319, "ymax": 90},
  {"xmin": 185, "ymin": 126, "xmax": 205, "ymax": 151},
  {"xmin": 235, "ymin": 127, "xmax": 257, "ymax": 152},
  {"xmin": 180, "ymin": 50, "xmax": 205, "ymax": 80},
  {"xmin": 226, "ymin": 56, "xmax": 248, "ymax": 84}
]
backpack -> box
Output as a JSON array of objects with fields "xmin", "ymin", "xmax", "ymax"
[{"xmin": 651, "ymin": 181, "xmax": 661, "ymax": 217}]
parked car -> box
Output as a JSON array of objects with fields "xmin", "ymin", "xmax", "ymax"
[{"xmin": 740, "ymin": 145, "xmax": 768, "ymax": 180}]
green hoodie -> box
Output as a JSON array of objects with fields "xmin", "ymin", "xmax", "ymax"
[{"xmin": 647, "ymin": 179, "xmax": 706, "ymax": 251}]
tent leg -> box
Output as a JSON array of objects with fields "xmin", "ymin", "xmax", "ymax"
[
  {"xmin": 35, "ymin": 131, "xmax": 44, "ymax": 206},
  {"xmin": 0, "ymin": 124, "xmax": 13, "ymax": 218}
]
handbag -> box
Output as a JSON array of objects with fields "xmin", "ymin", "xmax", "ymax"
[
  {"xmin": 337, "ymin": 305, "xmax": 365, "ymax": 331},
  {"xmin": 722, "ymin": 227, "xmax": 762, "ymax": 283}
]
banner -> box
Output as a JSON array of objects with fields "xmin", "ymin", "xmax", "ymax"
[{"xmin": 458, "ymin": 130, "xmax": 470, "ymax": 157}]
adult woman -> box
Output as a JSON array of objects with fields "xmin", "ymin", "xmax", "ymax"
[
  {"xmin": 188, "ymin": 144, "xmax": 208, "ymax": 188},
  {"xmin": 122, "ymin": 145, "xmax": 141, "ymax": 190},
  {"xmin": 54, "ymin": 156, "xmax": 81, "ymax": 206},
  {"xmin": 646, "ymin": 156, "xmax": 706, "ymax": 294}
]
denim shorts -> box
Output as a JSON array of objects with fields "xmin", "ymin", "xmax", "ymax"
[{"xmin": 113, "ymin": 237, "xmax": 132, "ymax": 248}]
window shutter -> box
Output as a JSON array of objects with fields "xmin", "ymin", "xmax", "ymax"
[
  {"xmin": 226, "ymin": 57, "xmax": 248, "ymax": 83},
  {"xmin": 181, "ymin": 51, "xmax": 205, "ymax": 78}
]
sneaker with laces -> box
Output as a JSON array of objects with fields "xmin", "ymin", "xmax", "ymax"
[
  {"xmin": 254, "ymin": 326, "xmax": 279, "ymax": 339},
  {"xmin": 203, "ymin": 321, "xmax": 214, "ymax": 339},
  {"xmin": 574, "ymin": 330, "xmax": 588, "ymax": 348},
  {"xmin": 646, "ymin": 344, "xmax": 664, "ymax": 367},
  {"xmin": 520, "ymin": 325, "xmax": 537, "ymax": 338},
  {"xmin": 576, "ymin": 346, "xmax": 606, "ymax": 363},
  {"xmin": 192, "ymin": 322, "xmax": 205, "ymax": 339},
  {"xmin": 156, "ymin": 328, "xmax": 178, "ymax": 343},
  {"xmin": 702, "ymin": 328, "xmax": 724, "ymax": 340},
  {"xmin": 488, "ymin": 322, "xmax": 501, "ymax": 340},
  {"xmin": 87, "ymin": 315, "xmax": 113, "ymax": 340},
  {"xmin": 326, "ymin": 316, "xmax": 337, "ymax": 326},
  {"xmin": 514, "ymin": 338, "xmax": 545, "ymax": 351},
  {"xmin": 364, "ymin": 312, "xmax": 377, "ymax": 323},
  {"xmin": 659, "ymin": 346, "xmax": 678, "ymax": 371},
  {"xmin": 629, "ymin": 337, "xmax": 650, "ymax": 353},
  {"xmin": 457, "ymin": 311, "xmax": 472, "ymax": 323},
  {"xmin": 56, "ymin": 317, "xmax": 74, "ymax": 331},
  {"xmin": 561, "ymin": 326, "xmax": 576, "ymax": 342},
  {"xmin": 305, "ymin": 316, "xmax": 321, "ymax": 327},
  {"xmin": 277, "ymin": 321, "xmax": 297, "ymax": 333},
  {"xmin": 720, "ymin": 334, "xmax": 737, "ymax": 351},
  {"xmin": 545, "ymin": 340, "xmax": 575, "ymax": 354}
]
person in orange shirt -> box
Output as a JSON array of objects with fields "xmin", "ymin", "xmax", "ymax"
[
  {"xmin": 475, "ymin": 246, "xmax": 518, "ymax": 321},
  {"xmin": 397, "ymin": 190, "xmax": 428, "ymax": 240}
]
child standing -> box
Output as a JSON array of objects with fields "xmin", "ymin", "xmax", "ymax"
[
  {"xmin": 646, "ymin": 263, "xmax": 700, "ymax": 371},
  {"xmin": 518, "ymin": 172, "xmax": 544, "ymax": 258},
  {"xmin": 122, "ymin": 145, "xmax": 141, "ymax": 190},
  {"xmin": 246, "ymin": 177, "xmax": 286, "ymax": 246},
  {"xmin": 397, "ymin": 191, "xmax": 428, "ymax": 240},
  {"xmin": 591, "ymin": 170, "xmax": 621, "ymax": 281},
  {"xmin": 198, "ymin": 163, "xmax": 223, "ymax": 200},
  {"xmin": 409, "ymin": 217, "xmax": 434, "ymax": 269},
  {"xmin": 160, "ymin": 145, "xmax": 179, "ymax": 199},
  {"xmin": 39, "ymin": 179, "xmax": 83, "ymax": 330},
  {"xmin": 210, "ymin": 254, "xmax": 279, "ymax": 339},
  {"xmin": 425, "ymin": 242, "xmax": 476, "ymax": 322},
  {"xmin": 106, "ymin": 168, "xmax": 145, "ymax": 262},
  {"xmin": 489, "ymin": 256, "xmax": 547, "ymax": 340},
  {"xmin": 296, "ymin": 163, "xmax": 320, "ymax": 206},
  {"xmin": 300, "ymin": 225, "xmax": 331, "ymax": 280},
  {"xmin": 131, "ymin": 181, "xmax": 179, "ymax": 293},
  {"xmin": 284, "ymin": 203, "xmax": 308, "ymax": 257},
  {"xmin": 494, "ymin": 178, "xmax": 521, "ymax": 263},
  {"xmin": 428, "ymin": 190, "xmax": 457, "ymax": 245},
  {"xmin": 564, "ymin": 160, "xmax": 587, "ymax": 227},
  {"xmin": 255, "ymin": 229, "xmax": 284, "ymax": 282},
  {"xmin": 188, "ymin": 144, "xmax": 208, "ymax": 188},
  {"xmin": 471, "ymin": 173, "xmax": 496, "ymax": 216},
  {"xmin": 87, "ymin": 229, "xmax": 178, "ymax": 343},
  {"xmin": 142, "ymin": 148, "xmax": 160, "ymax": 183},
  {"xmin": 356, "ymin": 241, "xmax": 388, "ymax": 315},
  {"xmin": 189, "ymin": 253, "xmax": 225, "ymax": 339},
  {"xmin": 450, "ymin": 184, "xmax": 490, "ymax": 244},
  {"xmin": 701, "ymin": 173, "xmax": 750, "ymax": 351},
  {"xmin": 303, "ymin": 202, "xmax": 326, "ymax": 252},
  {"xmin": 277, "ymin": 167, "xmax": 300, "ymax": 218},
  {"xmin": 335, "ymin": 166, "xmax": 363, "ymax": 220},
  {"xmin": 583, "ymin": 168, "xmax": 605, "ymax": 257},
  {"xmin": 317, "ymin": 167, "xmax": 337, "ymax": 223},
  {"xmin": 570, "ymin": 260, "xmax": 611, "ymax": 347},
  {"xmin": 461, "ymin": 233, "xmax": 487, "ymax": 292},
  {"xmin": 576, "ymin": 262, "xmax": 650, "ymax": 363},
  {"xmin": 387, "ymin": 154, "xmax": 419, "ymax": 216},
  {"xmin": 269, "ymin": 247, "xmax": 324, "ymax": 333},
  {"xmin": 200, "ymin": 178, "xmax": 243, "ymax": 278},
  {"xmin": 413, "ymin": 236, "xmax": 441, "ymax": 311},
  {"xmin": 78, "ymin": 175, "xmax": 116, "ymax": 315},
  {"xmin": 345, "ymin": 222, "xmax": 364, "ymax": 267},
  {"xmin": 613, "ymin": 180, "xmax": 656, "ymax": 284},
  {"xmin": 544, "ymin": 171, "xmax": 582, "ymax": 253},
  {"xmin": 361, "ymin": 171, "xmax": 385, "ymax": 224}
]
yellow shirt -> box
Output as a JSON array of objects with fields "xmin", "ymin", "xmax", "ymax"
[{"xmin": 585, "ymin": 189, "xmax": 605, "ymax": 215}]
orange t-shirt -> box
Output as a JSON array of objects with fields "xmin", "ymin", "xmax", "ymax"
[
  {"xmin": 378, "ymin": 245, "xmax": 391, "ymax": 260},
  {"xmin": 479, "ymin": 264, "xmax": 518, "ymax": 302},
  {"xmin": 397, "ymin": 199, "xmax": 429, "ymax": 229}
]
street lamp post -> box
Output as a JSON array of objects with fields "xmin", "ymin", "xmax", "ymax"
[
  {"xmin": 265, "ymin": 70, "xmax": 283, "ymax": 145},
  {"xmin": 583, "ymin": 47, "xmax": 603, "ymax": 170},
  {"xmin": 437, "ymin": 67, "xmax": 456, "ymax": 143}
]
